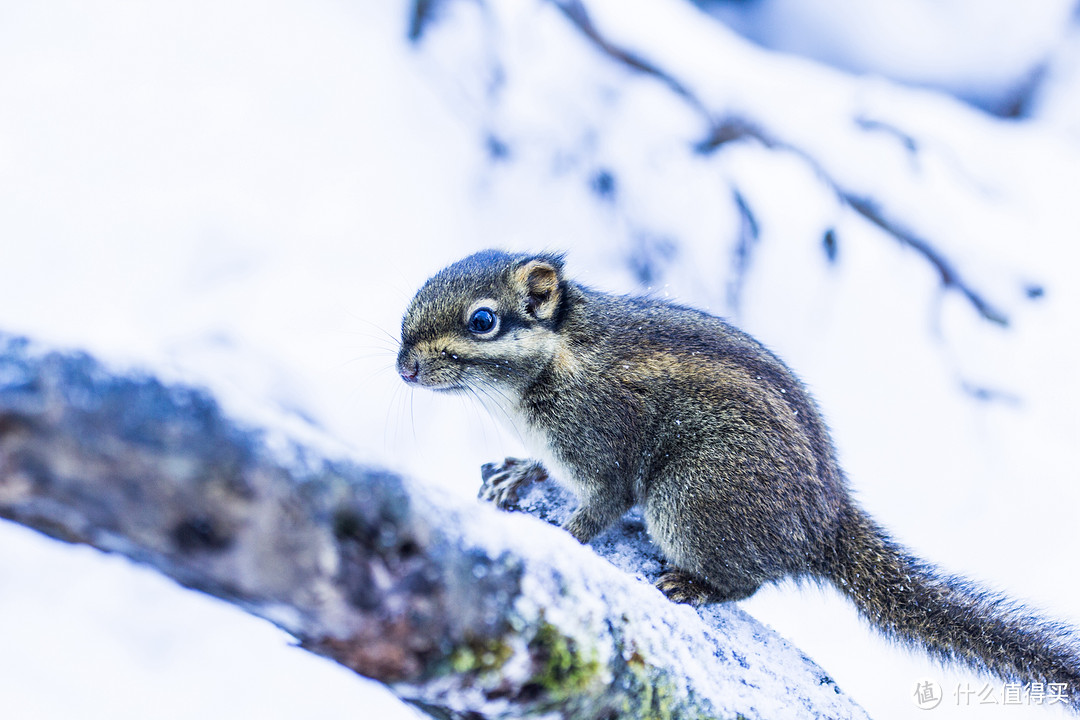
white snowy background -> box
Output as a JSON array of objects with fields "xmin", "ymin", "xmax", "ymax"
[{"xmin": 1, "ymin": 1, "xmax": 1078, "ymax": 718}]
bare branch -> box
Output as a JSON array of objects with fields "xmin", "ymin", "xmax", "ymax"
[
  {"xmin": 556, "ymin": 0, "xmax": 707, "ymax": 115},
  {"xmin": 844, "ymin": 196, "xmax": 1009, "ymax": 326}
]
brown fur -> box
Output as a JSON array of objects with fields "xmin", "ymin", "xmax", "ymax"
[{"xmin": 398, "ymin": 249, "xmax": 1080, "ymax": 709}]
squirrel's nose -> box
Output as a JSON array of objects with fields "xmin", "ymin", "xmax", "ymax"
[{"xmin": 399, "ymin": 357, "xmax": 420, "ymax": 383}]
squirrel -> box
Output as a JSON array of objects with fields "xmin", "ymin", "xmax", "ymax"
[{"xmin": 397, "ymin": 249, "xmax": 1080, "ymax": 707}]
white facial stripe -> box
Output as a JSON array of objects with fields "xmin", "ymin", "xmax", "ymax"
[
  {"xmin": 412, "ymin": 335, "xmax": 516, "ymax": 378},
  {"xmin": 415, "ymin": 335, "xmax": 474, "ymax": 358},
  {"xmin": 464, "ymin": 298, "xmax": 499, "ymax": 321}
]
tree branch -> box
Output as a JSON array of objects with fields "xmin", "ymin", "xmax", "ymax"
[{"xmin": 0, "ymin": 333, "xmax": 869, "ymax": 719}]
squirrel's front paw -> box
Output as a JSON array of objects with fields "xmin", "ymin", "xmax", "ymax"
[{"xmin": 479, "ymin": 457, "xmax": 547, "ymax": 510}]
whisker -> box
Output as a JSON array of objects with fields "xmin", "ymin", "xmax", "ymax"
[
  {"xmin": 462, "ymin": 386, "xmax": 494, "ymax": 448},
  {"xmin": 409, "ymin": 384, "xmax": 418, "ymax": 443},
  {"xmin": 336, "ymin": 351, "xmax": 398, "ymax": 367},
  {"xmin": 348, "ymin": 317, "xmax": 402, "ymax": 348},
  {"xmin": 472, "ymin": 379, "xmax": 527, "ymax": 447},
  {"xmin": 348, "ymin": 362, "xmax": 398, "ymax": 389},
  {"xmin": 385, "ymin": 382, "xmax": 407, "ymax": 452}
]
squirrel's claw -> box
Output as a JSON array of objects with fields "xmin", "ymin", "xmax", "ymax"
[
  {"xmin": 478, "ymin": 457, "xmax": 547, "ymax": 510},
  {"xmin": 656, "ymin": 571, "xmax": 717, "ymax": 606},
  {"xmin": 656, "ymin": 570, "xmax": 755, "ymax": 605}
]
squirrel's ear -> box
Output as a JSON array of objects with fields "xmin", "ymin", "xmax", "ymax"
[{"xmin": 515, "ymin": 259, "xmax": 562, "ymax": 321}]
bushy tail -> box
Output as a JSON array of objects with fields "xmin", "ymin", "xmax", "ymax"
[{"xmin": 824, "ymin": 502, "xmax": 1080, "ymax": 711}]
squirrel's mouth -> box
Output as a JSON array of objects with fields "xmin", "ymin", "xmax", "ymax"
[
  {"xmin": 401, "ymin": 372, "xmax": 464, "ymax": 392},
  {"xmin": 403, "ymin": 367, "xmax": 468, "ymax": 393},
  {"xmin": 432, "ymin": 384, "xmax": 467, "ymax": 394},
  {"xmin": 398, "ymin": 344, "xmax": 473, "ymax": 392}
]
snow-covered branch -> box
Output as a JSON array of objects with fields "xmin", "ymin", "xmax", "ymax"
[
  {"xmin": 413, "ymin": 0, "xmax": 1036, "ymax": 328},
  {"xmin": 0, "ymin": 334, "xmax": 868, "ymax": 719},
  {"xmin": 551, "ymin": 0, "xmax": 1014, "ymax": 326}
]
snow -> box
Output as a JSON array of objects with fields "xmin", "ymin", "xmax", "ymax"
[
  {"xmin": 695, "ymin": 0, "xmax": 1077, "ymax": 114},
  {"xmin": 436, "ymin": 478, "xmax": 870, "ymax": 718},
  {"xmin": 1, "ymin": 1, "xmax": 1078, "ymax": 718},
  {"xmin": 1031, "ymin": 22, "xmax": 1080, "ymax": 139},
  {"xmin": 0, "ymin": 521, "xmax": 428, "ymax": 720}
]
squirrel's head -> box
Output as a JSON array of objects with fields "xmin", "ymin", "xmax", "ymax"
[{"xmin": 397, "ymin": 250, "xmax": 568, "ymax": 394}]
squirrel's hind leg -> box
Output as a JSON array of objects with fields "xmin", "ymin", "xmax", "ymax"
[{"xmin": 656, "ymin": 569, "xmax": 758, "ymax": 605}]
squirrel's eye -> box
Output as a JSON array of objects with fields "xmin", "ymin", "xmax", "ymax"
[{"xmin": 467, "ymin": 308, "xmax": 497, "ymax": 334}]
